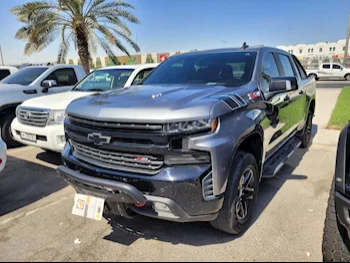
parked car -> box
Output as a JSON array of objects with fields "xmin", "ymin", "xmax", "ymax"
[
  {"xmin": 0, "ymin": 65, "xmax": 86, "ymax": 147},
  {"xmin": 58, "ymin": 47, "xmax": 316, "ymax": 234},
  {"xmin": 306, "ymin": 63, "xmax": 350, "ymax": 81},
  {"xmin": 0, "ymin": 66, "xmax": 18, "ymax": 81},
  {"xmin": 11, "ymin": 64, "xmax": 159, "ymax": 153},
  {"xmin": 322, "ymin": 122, "xmax": 350, "ymax": 262},
  {"xmin": 0, "ymin": 131, "xmax": 6, "ymax": 173}
]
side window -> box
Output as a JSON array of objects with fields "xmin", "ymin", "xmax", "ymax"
[
  {"xmin": 262, "ymin": 53, "xmax": 280, "ymax": 91},
  {"xmin": 0, "ymin": 69, "xmax": 11, "ymax": 81},
  {"xmin": 323, "ymin": 64, "xmax": 331, "ymax": 69},
  {"xmin": 292, "ymin": 56, "xmax": 308, "ymax": 80},
  {"xmin": 333, "ymin": 64, "xmax": 342, "ymax": 70},
  {"xmin": 277, "ymin": 54, "xmax": 296, "ymax": 77},
  {"xmin": 132, "ymin": 69, "xmax": 154, "ymax": 85},
  {"xmin": 44, "ymin": 68, "xmax": 78, "ymax": 87}
]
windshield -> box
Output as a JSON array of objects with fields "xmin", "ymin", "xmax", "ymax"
[
  {"xmin": 73, "ymin": 69, "xmax": 134, "ymax": 92},
  {"xmin": 1, "ymin": 67, "xmax": 48, "ymax": 86},
  {"xmin": 143, "ymin": 52, "xmax": 257, "ymax": 87}
]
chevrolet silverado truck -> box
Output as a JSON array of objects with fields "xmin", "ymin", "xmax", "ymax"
[
  {"xmin": 322, "ymin": 123, "xmax": 350, "ymax": 261},
  {"xmin": 306, "ymin": 63, "xmax": 350, "ymax": 81},
  {"xmin": 0, "ymin": 65, "xmax": 86, "ymax": 147},
  {"xmin": 11, "ymin": 64, "xmax": 158, "ymax": 153},
  {"xmin": 58, "ymin": 46, "xmax": 316, "ymax": 234}
]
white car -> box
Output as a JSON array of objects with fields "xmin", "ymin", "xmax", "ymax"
[
  {"xmin": 11, "ymin": 64, "xmax": 159, "ymax": 152},
  {"xmin": 0, "ymin": 131, "xmax": 7, "ymax": 173},
  {"xmin": 306, "ymin": 63, "xmax": 350, "ymax": 80},
  {"xmin": 0, "ymin": 66, "xmax": 18, "ymax": 81}
]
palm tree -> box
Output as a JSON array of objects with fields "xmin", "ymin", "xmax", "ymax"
[{"xmin": 11, "ymin": 0, "xmax": 141, "ymax": 73}]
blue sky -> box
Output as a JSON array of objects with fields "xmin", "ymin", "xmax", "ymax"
[{"xmin": 0, "ymin": 0, "xmax": 349, "ymax": 65}]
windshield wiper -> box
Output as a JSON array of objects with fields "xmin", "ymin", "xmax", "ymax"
[{"xmin": 85, "ymin": 88, "xmax": 105, "ymax": 92}]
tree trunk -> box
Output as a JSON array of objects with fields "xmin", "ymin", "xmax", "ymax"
[{"xmin": 76, "ymin": 26, "xmax": 90, "ymax": 74}]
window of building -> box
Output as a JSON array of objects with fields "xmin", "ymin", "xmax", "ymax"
[
  {"xmin": 333, "ymin": 47, "xmax": 336, "ymax": 52},
  {"xmin": 343, "ymin": 46, "xmax": 346, "ymax": 51},
  {"xmin": 330, "ymin": 47, "xmax": 332, "ymax": 52},
  {"xmin": 311, "ymin": 49, "xmax": 314, "ymax": 53},
  {"xmin": 299, "ymin": 49, "xmax": 303, "ymax": 54},
  {"xmin": 308, "ymin": 49, "xmax": 310, "ymax": 53},
  {"xmin": 319, "ymin": 48, "xmax": 323, "ymax": 52}
]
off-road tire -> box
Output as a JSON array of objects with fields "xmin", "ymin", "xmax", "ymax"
[
  {"xmin": 299, "ymin": 111, "xmax": 313, "ymax": 149},
  {"xmin": 1, "ymin": 113, "xmax": 21, "ymax": 148},
  {"xmin": 322, "ymin": 182, "xmax": 350, "ymax": 262},
  {"xmin": 210, "ymin": 151, "xmax": 259, "ymax": 235}
]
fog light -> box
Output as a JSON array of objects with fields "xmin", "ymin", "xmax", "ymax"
[{"xmin": 154, "ymin": 202, "xmax": 171, "ymax": 213}]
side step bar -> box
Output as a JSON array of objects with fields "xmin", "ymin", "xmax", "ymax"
[{"xmin": 262, "ymin": 137, "xmax": 301, "ymax": 178}]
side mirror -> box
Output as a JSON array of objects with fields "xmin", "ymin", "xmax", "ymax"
[
  {"xmin": 41, "ymin": 80, "xmax": 57, "ymax": 93},
  {"xmin": 269, "ymin": 77, "xmax": 298, "ymax": 93},
  {"xmin": 133, "ymin": 79, "xmax": 143, "ymax": 86}
]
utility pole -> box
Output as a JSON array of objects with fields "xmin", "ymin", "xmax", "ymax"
[
  {"xmin": 221, "ymin": 40, "xmax": 228, "ymax": 48},
  {"xmin": 344, "ymin": 14, "xmax": 350, "ymax": 67},
  {"xmin": 0, "ymin": 45, "xmax": 4, "ymax": 66}
]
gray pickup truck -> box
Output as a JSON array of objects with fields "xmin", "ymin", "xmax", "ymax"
[{"xmin": 58, "ymin": 46, "xmax": 316, "ymax": 234}]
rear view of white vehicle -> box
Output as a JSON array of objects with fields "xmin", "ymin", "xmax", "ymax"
[
  {"xmin": 0, "ymin": 66, "xmax": 18, "ymax": 81},
  {"xmin": 11, "ymin": 64, "xmax": 158, "ymax": 153},
  {"xmin": 0, "ymin": 65, "xmax": 86, "ymax": 148},
  {"xmin": 306, "ymin": 63, "xmax": 350, "ymax": 80}
]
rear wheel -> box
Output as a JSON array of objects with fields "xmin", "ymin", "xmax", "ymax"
[
  {"xmin": 345, "ymin": 74, "xmax": 350, "ymax": 81},
  {"xmin": 210, "ymin": 151, "xmax": 259, "ymax": 234},
  {"xmin": 299, "ymin": 111, "xmax": 313, "ymax": 148},
  {"xmin": 1, "ymin": 113, "xmax": 21, "ymax": 148},
  {"xmin": 322, "ymin": 182, "xmax": 350, "ymax": 262}
]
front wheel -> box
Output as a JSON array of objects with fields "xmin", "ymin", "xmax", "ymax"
[
  {"xmin": 1, "ymin": 113, "xmax": 21, "ymax": 148},
  {"xmin": 322, "ymin": 182, "xmax": 350, "ymax": 262},
  {"xmin": 210, "ymin": 151, "xmax": 259, "ymax": 234}
]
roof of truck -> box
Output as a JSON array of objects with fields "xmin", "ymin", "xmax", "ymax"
[
  {"xmin": 175, "ymin": 46, "xmax": 287, "ymax": 56},
  {"xmin": 100, "ymin": 63, "xmax": 159, "ymax": 70}
]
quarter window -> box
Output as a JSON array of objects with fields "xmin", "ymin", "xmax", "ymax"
[
  {"xmin": 278, "ymin": 54, "xmax": 296, "ymax": 77},
  {"xmin": 333, "ymin": 64, "xmax": 342, "ymax": 70}
]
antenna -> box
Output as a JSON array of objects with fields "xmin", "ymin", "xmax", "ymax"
[{"xmin": 241, "ymin": 42, "xmax": 249, "ymax": 50}]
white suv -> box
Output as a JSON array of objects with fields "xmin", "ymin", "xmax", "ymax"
[{"xmin": 11, "ymin": 64, "xmax": 158, "ymax": 152}]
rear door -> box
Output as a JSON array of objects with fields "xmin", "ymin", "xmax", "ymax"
[
  {"xmin": 319, "ymin": 64, "xmax": 331, "ymax": 78},
  {"xmin": 276, "ymin": 53, "xmax": 306, "ymax": 132},
  {"xmin": 332, "ymin": 64, "xmax": 343, "ymax": 78}
]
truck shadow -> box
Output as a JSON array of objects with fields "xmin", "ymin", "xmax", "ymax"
[
  {"xmin": 103, "ymin": 126, "xmax": 318, "ymax": 246},
  {"xmin": 0, "ymin": 156, "xmax": 67, "ymax": 216}
]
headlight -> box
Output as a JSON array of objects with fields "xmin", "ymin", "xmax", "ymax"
[
  {"xmin": 47, "ymin": 110, "xmax": 65, "ymax": 125},
  {"xmin": 166, "ymin": 118, "xmax": 218, "ymax": 134}
]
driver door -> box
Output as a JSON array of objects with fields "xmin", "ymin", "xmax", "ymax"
[{"xmin": 43, "ymin": 68, "xmax": 78, "ymax": 94}]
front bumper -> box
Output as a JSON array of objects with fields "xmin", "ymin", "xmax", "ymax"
[
  {"xmin": 11, "ymin": 118, "xmax": 65, "ymax": 152},
  {"xmin": 60, "ymin": 144, "xmax": 224, "ymax": 222}
]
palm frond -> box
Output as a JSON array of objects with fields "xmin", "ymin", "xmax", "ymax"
[
  {"xmin": 95, "ymin": 34, "xmax": 119, "ymax": 65},
  {"xmin": 57, "ymin": 37, "xmax": 70, "ymax": 63},
  {"xmin": 111, "ymin": 28, "xmax": 140, "ymax": 52}
]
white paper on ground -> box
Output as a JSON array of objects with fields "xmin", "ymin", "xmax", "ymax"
[{"xmin": 72, "ymin": 194, "xmax": 105, "ymax": 221}]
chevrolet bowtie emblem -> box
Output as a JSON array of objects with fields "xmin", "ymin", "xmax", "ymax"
[
  {"xmin": 87, "ymin": 133, "xmax": 111, "ymax": 146},
  {"xmin": 152, "ymin": 93, "xmax": 163, "ymax": 99}
]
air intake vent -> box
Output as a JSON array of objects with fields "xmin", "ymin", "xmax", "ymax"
[
  {"xmin": 203, "ymin": 172, "xmax": 215, "ymax": 201},
  {"xmin": 231, "ymin": 94, "xmax": 247, "ymax": 106},
  {"xmin": 223, "ymin": 98, "xmax": 239, "ymax": 110}
]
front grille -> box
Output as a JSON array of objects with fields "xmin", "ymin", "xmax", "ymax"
[
  {"xmin": 67, "ymin": 115, "xmax": 163, "ymax": 132},
  {"xmin": 18, "ymin": 108, "xmax": 50, "ymax": 127},
  {"xmin": 71, "ymin": 141, "xmax": 164, "ymax": 175}
]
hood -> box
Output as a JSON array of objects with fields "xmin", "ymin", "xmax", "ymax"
[
  {"xmin": 21, "ymin": 91, "xmax": 95, "ymax": 110},
  {"xmin": 66, "ymin": 84, "xmax": 245, "ymax": 123}
]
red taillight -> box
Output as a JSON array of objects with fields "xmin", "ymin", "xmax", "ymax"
[{"xmin": 0, "ymin": 159, "xmax": 2, "ymax": 164}]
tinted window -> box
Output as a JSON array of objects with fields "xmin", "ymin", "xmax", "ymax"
[
  {"xmin": 262, "ymin": 53, "xmax": 280, "ymax": 91},
  {"xmin": 323, "ymin": 64, "xmax": 331, "ymax": 69},
  {"xmin": 0, "ymin": 70, "xmax": 11, "ymax": 81},
  {"xmin": 278, "ymin": 54, "xmax": 296, "ymax": 77},
  {"xmin": 333, "ymin": 64, "xmax": 342, "ymax": 70},
  {"xmin": 45, "ymin": 68, "xmax": 78, "ymax": 87},
  {"xmin": 74, "ymin": 69, "xmax": 134, "ymax": 92},
  {"xmin": 132, "ymin": 68, "xmax": 154, "ymax": 85},
  {"xmin": 292, "ymin": 56, "xmax": 308, "ymax": 80},
  {"xmin": 143, "ymin": 52, "xmax": 257, "ymax": 87},
  {"xmin": 1, "ymin": 67, "xmax": 48, "ymax": 85}
]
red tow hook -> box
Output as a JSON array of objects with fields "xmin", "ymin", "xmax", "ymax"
[{"xmin": 135, "ymin": 203, "xmax": 146, "ymax": 208}]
